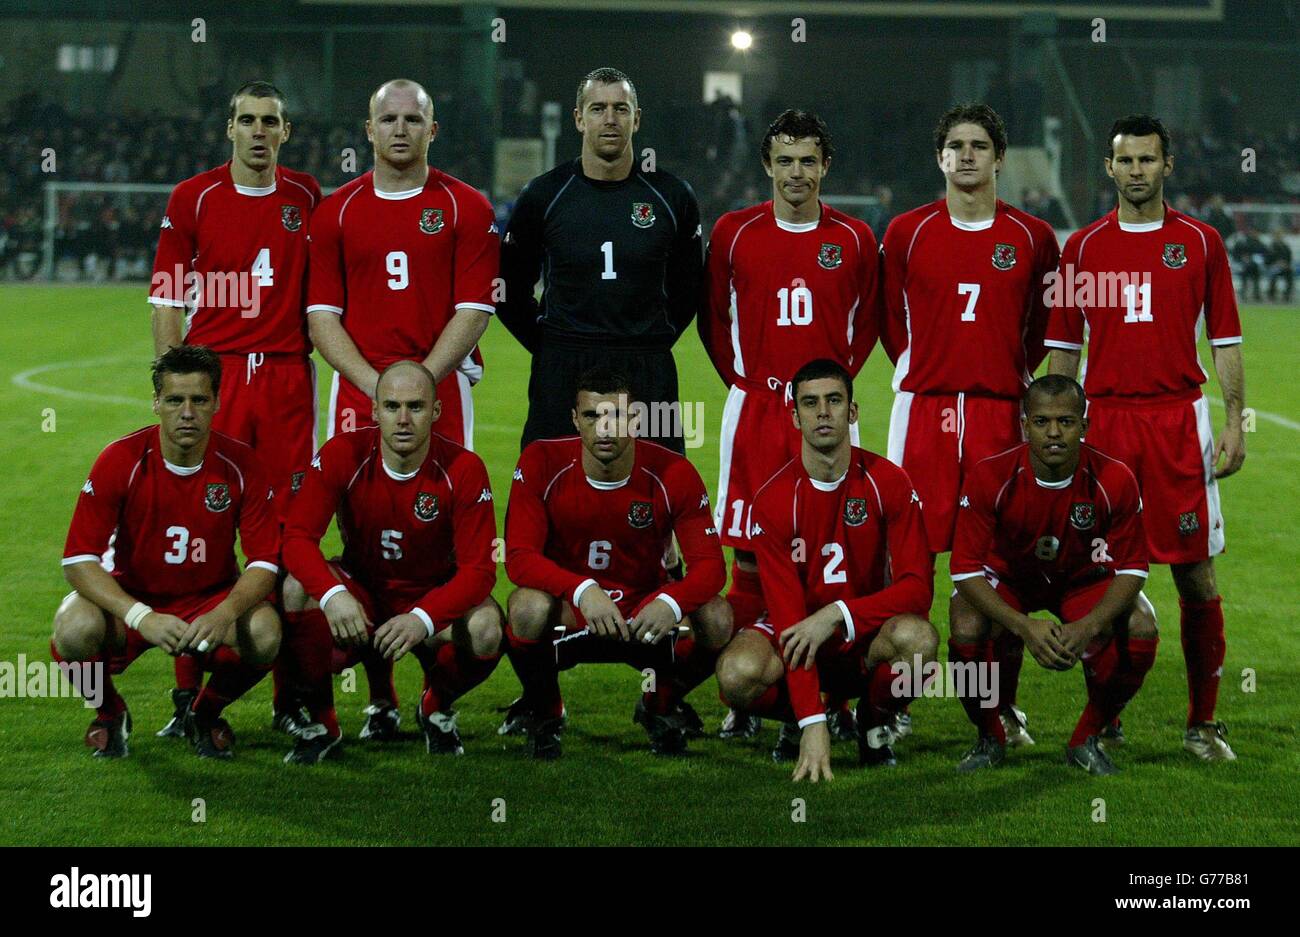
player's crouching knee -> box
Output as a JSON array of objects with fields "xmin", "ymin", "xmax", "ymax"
[
  {"xmin": 242, "ymin": 605, "xmax": 282, "ymax": 666},
  {"xmin": 280, "ymin": 574, "xmax": 308, "ymax": 613},
  {"xmin": 692, "ymin": 595, "xmax": 734, "ymax": 650},
  {"xmin": 52, "ymin": 596, "xmax": 105, "ymax": 661},
  {"xmin": 465, "ymin": 602, "xmax": 505, "ymax": 657},
  {"xmin": 888, "ymin": 614, "xmax": 940, "ymax": 663},
  {"xmin": 715, "ymin": 645, "xmax": 768, "ymax": 710},
  {"xmin": 506, "ymin": 588, "xmax": 553, "ymax": 640},
  {"xmin": 1127, "ymin": 592, "xmax": 1159, "ymax": 640}
]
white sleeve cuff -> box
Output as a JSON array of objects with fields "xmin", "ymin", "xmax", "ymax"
[
  {"xmin": 454, "ymin": 302, "xmax": 496, "ymax": 315},
  {"xmin": 147, "ymin": 297, "xmax": 188, "ymax": 308},
  {"xmin": 320, "ymin": 584, "xmax": 349, "ymax": 611},
  {"xmin": 950, "ymin": 570, "xmax": 987, "ymax": 582},
  {"xmin": 1116, "ymin": 569, "xmax": 1149, "ymax": 579},
  {"xmin": 797, "ymin": 713, "xmax": 828, "ymax": 729},
  {"xmin": 410, "ymin": 607, "xmax": 435, "ymax": 638},
  {"xmin": 61, "ymin": 554, "xmax": 103, "ymax": 567},
  {"xmin": 1043, "ymin": 339, "xmax": 1083, "ymax": 351},
  {"xmin": 307, "ymin": 303, "xmax": 344, "ymax": 315},
  {"xmin": 654, "ymin": 592, "xmax": 683, "ymax": 623},
  {"xmin": 247, "ymin": 560, "xmax": 279, "ymax": 574},
  {"xmin": 1208, "ymin": 336, "xmax": 1243, "ymax": 346},
  {"xmin": 572, "ymin": 578, "xmax": 599, "ymax": 605},
  {"xmin": 834, "ymin": 599, "xmax": 855, "ymax": 644}
]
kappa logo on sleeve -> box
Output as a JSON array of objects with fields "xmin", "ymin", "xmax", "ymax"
[
  {"xmin": 160, "ymin": 216, "xmax": 173, "ymax": 229},
  {"xmin": 81, "ymin": 479, "xmax": 95, "ymax": 496},
  {"xmin": 959, "ymin": 495, "xmax": 970, "ymax": 508},
  {"xmin": 512, "ymin": 467, "xmax": 524, "ymax": 482},
  {"xmin": 477, "ymin": 488, "xmax": 493, "ymax": 504},
  {"xmin": 311, "ymin": 455, "xmax": 322, "ymax": 471},
  {"xmin": 698, "ymin": 493, "xmax": 710, "ymax": 509}
]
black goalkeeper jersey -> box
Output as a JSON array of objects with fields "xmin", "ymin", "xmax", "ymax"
[{"xmin": 497, "ymin": 159, "xmax": 703, "ymax": 351}]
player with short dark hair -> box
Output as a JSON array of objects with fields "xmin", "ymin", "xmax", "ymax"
[
  {"xmin": 716, "ymin": 359, "xmax": 937, "ymax": 781},
  {"xmin": 949, "ymin": 376, "xmax": 1158, "ymax": 775},
  {"xmin": 879, "ymin": 103, "xmax": 1061, "ymax": 746},
  {"xmin": 700, "ymin": 109, "xmax": 879, "ymax": 742},
  {"xmin": 54, "ymin": 346, "xmax": 282, "ymax": 759},
  {"xmin": 501, "ymin": 365, "xmax": 730, "ymax": 758},
  {"xmin": 305, "ymin": 78, "xmax": 499, "ymax": 732},
  {"xmin": 1046, "ymin": 114, "xmax": 1245, "ymax": 761},
  {"xmin": 148, "ymin": 80, "xmax": 321, "ymax": 739},
  {"xmin": 497, "ymin": 67, "xmax": 703, "ymax": 454},
  {"xmin": 280, "ymin": 360, "xmax": 502, "ymax": 763}
]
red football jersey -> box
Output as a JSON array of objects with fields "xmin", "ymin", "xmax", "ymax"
[
  {"xmin": 1043, "ymin": 206, "xmax": 1242, "ymax": 399},
  {"xmin": 62, "ymin": 426, "xmax": 280, "ymax": 606},
  {"xmin": 951, "ymin": 443, "xmax": 1148, "ymax": 593},
  {"xmin": 880, "ymin": 199, "xmax": 1060, "ymax": 397},
  {"xmin": 149, "ymin": 163, "xmax": 321, "ymax": 355},
  {"xmin": 306, "ymin": 169, "xmax": 499, "ymax": 370},
  {"xmin": 750, "ymin": 448, "xmax": 933, "ymax": 724},
  {"xmin": 504, "ymin": 437, "xmax": 725, "ymax": 619},
  {"xmin": 282, "ymin": 428, "xmax": 496, "ymax": 625},
  {"xmin": 701, "ymin": 201, "xmax": 879, "ymax": 389}
]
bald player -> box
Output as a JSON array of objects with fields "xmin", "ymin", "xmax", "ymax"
[{"xmin": 302, "ymin": 79, "xmax": 500, "ymax": 734}]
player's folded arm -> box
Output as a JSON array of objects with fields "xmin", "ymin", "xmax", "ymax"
[
  {"xmin": 651, "ymin": 464, "xmax": 727, "ymax": 618},
  {"xmin": 496, "ymin": 182, "xmax": 546, "ymax": 352},
  {"xmin": 503, "ymin": 470, "xmax": 588, "ymax": 602},
  {"xmin": 280, "ymin": 450, "xmax": 350, "ymax": 604}
]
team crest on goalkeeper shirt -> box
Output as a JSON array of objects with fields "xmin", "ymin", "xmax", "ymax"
[
  {"xmin": 631, "ymin": 202, "xmax": 655, "ymax": 228},
  {"xmin": 991, "ymin": 243, "xmax": 1017, "ymax": 270},
  {"xmin": 628, "ymin": 501, "xmax": 654, "ymax": 528},
  {"xmin": 281, "ymin": 205, "xmax": 302, "ymax": 231},
  {"xmin": 817, "ymin": 243, "xmax": 843, "ymax": 269},
  {"xmin": 844, "ymin": 498, "xmax": 868, "ymax": 527},
  {"xmin": 1162, "ymin": 243, "xmax": 1188, "ymax": 269},
  {"xmin": 205, "ymin": 483, "xmax": 231, "ymax": 513},
  {"xmin": 419, "ymin": 209, "xmax": 444, "ymax": 235},
  {"xmin": 1069, "ymin": 501, "xmax": 1096, "ymax": 531},
  {"xmin": 414, "ymin": 491, "xmax": 439, "ymax": 522}
]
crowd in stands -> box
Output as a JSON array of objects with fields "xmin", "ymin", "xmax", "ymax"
[{"xmin": 2, "ymin": 90, "xmax": 1295, "ymax": 303}]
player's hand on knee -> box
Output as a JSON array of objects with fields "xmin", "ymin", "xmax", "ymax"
[
  {"xmin": 323, "ymin": 591, "xmax": 371, "ymax": 648},
  {"xmin": 1022, "ymin": 617, "xmax": 1073, "ymax": 670},
  {"xmin": 1058, "ymin": 617, "xmax": 1099, "ymax": 664},
  {"xmin": 579, "ymin": 589, "xmax": 628, "ymax": 640},
  {"xmin": 629, "ymin": 597, "xmax": 677, "ymax": 644},
  {"xmin": 780, "ymin": 607, "xmax": 839, "ymax": 671},
  {"xmin": 792, "ymin": 722, "xmax": 834, "ymax": 783},
  {"xmin": 374, "ymin": 613, "xmax": 427, "ymax": 661},
  {"xmin": 139, "ymin": 612, "xmax": 189, "ymax": 655},
  {"xmin": 180, "ymin": 608, "xmax": 236, "ymax": 655}
]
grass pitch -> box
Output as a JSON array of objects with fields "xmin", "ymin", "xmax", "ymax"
[{"xmin": 1, "ymin": 284, "xmax": 1296, "ymax": 845}]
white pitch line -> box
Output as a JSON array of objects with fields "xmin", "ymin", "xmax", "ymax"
[
  {"xmin": 1205, "ymin": 395, "xmax": 1300, "ymax": 432},
  {"xmin": 11, "ymin": 357, "xmax": 148, "ymax": 406}
]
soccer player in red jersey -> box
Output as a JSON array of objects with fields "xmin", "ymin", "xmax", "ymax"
[
  {"xmin": 715, "ymin": 359, "xmax": 937, "ymax": 781},
  {"xmin": 148, "ymin": 81, "xmax": 320, "ymax": 736},
  {"xmin": 700, "ymin": 111, "xmax": 879, "ymax": 741},
  {"xmin": 307, "ymin": 78, "xmax": 498, "ymax": 448},
  {"xmin": 950, "ymin": 376, "xmax": 1158, "ymax": 775},
  {"xmin": 305, "ymin": 78, "xmax": 499, "ymax": 725},
  {"xmin": 279, "ymin": 361, "xmax": 502, "ymax": 763},
  {"xmin": 502, "ymin": 366, "xmax": 730, "ymax": 758},
  {"xmin": 879, "ymin": 104, "xmax": 1060, "ymax": 745},
  {"xmin": 1046, "ymin": 115, "xmax": 1245, "ymax": 761},
  {"xmin": 52, "ymin": 347, "xmax": 282, "ymax": 759}
]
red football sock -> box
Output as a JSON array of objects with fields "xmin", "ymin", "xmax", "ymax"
[
  {"xmin": 1071, "ymin": 635, "xmax": 1158, "ymax": 747},
  {"xmin": 726, "ymin": 561, "xmax": 765, "ymax": 634},
  {"xmin": 666, "ymin": 634, "xmax": 719, "ymax": 704},
  {"xmin": 420, "ymin": 642, "xmax": 501, "ymax": 715},
  {"xmin": 282, "ymin": 610, "xmax": 337, "ymax": 727},
  {"xmin": 992, "ymin": 630, "xmax": 1024, "ymax": 710},
  {"xmin": 361, "ymin": 650, "xmax": 398, "ymax": 708},
  {"xmin": 505, "ymin": 624, "xmax": 563, "ymax": 719},
  {"xmin": 174, "ymin": 653, "xmax": 202, "ymax": 693},
  {"xmin": 862, "ymin": 660, "xmax": 918, "ymax": 729},
  {"xmin": 193, "ymin": 645, "xmax": 270, "ymax": 721},
  {"xmin": 51, "ymin": 639, "xmax": 125, "ymax": 721},
  {"xmin": 949, "ymin": 638, "xmax": 1004, "ymax": 742},
  {"xmin": 1180, "ymin": 596, "xmax": 1225, "ymax": 726}
]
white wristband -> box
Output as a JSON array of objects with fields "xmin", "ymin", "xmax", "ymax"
[{"xmin": 124, "ymin": 602, "xmax": 152, "ymax": 630}]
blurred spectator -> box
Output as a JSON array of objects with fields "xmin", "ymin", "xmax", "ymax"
[
  {"xmin": 1266, "ymin": 233, "xmax": 1293, "ymax": 302},
  {"xmin": 1231, "ymin": 228, "xmax": 1268, "ymax": 302},
  {"xmin": 1022, "ymin": 187, "xmax": 1069, "ymax": 228},
  {"xmin": 1202, "ymin": 195, "xmax": 1236, "ymax": 241}
]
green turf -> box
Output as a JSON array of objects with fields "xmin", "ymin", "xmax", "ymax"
[{"xmin": 1, "ymin": 284, "xmax": 1296, "ymax": 845}]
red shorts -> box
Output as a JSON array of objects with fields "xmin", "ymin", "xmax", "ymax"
[
  {"xmin": 327, "ymin": 368, "xmax": 475, "ymax": 450},
  {"xmin": 1084, "ymin": 393, "xmax": 1224, "ymax": 564},
  {"xmin": 716, "ymin": 383, "xmax": 860, "ymax": 549},
  {"xmin": 329, "ymin": 563, "xmax": 457, "ymax": 637},
  {"xmin": 90, "ymin": 585, "xmax": 233, "ymax": 675},
  {"xmin": 214, "ymin": 353, "xmax": 316, "ymax": 514},
  {"xmin": 888, "ymin": 391, "xmax": 1022, "ymax": 554},
  {"xmin": 744, "ymin": 617, "xmax": 873, "ymax": 701},
  {"xmin": 971, "ymin": 571, "xmax": 1114, "ymax": 624}
]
